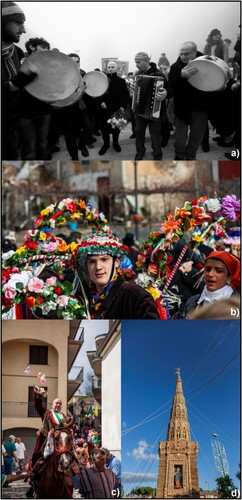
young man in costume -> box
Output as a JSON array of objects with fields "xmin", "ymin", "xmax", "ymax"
[{"xmin": 74, "ymin": 231, "xmax": 160, "ymax": 319}]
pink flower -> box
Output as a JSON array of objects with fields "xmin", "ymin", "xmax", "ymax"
[
  {"xmin": 4, "ymin": 285, "xmax": 17, "ymax": 299},
  {"xmin": 46, "ymin": 276, "xmax": 57, "ymax": 286},
  {"xmin": 28, "ymin": 277, "xmax": 44, "ymax": 293},
  {"xmin": 12, "ymin": 267, "xmax": 20, "ymax": 273},
  {"xmin": 42, "ymin": 242, "xmax": 58, "ymax": 252},
  {"xmin": 56, "ymin": 295, "xmax": 69, "ymax": 308}
]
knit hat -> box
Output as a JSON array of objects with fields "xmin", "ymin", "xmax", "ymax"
[
  {"xmin": 75, "ymin": 231, "xmax": 129, "ymax": 270},
  {"xmin": 206, "ymin": 250, "xmax": 240, "ymax": 292},
  {"xmin": 210, "ymin": 29, "xmax": 221, "ymax": 37},
  {"xmin": 135, "ymin": 51, "xmax": 150, "ymax": 61},
  {"xmin": 2, "ymin": 1, "xmax": 25, "ymax": 24}
]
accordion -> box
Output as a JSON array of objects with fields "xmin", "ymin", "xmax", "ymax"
[{"xmin": 132, "ymin": 75, "xmax": 164, "ymax": 120}]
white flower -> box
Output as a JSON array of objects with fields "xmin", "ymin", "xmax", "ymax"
[
  {"xmin": 50, "ymin": 219, "xmax": 56, "ymax": 229},
  {"xmin": 2, "ymin": 250, "xmax": 15, "ymax": 260},
  {"xmin": 56, "ymin": 295, "xmax": 69, "ymax": 308},
  {"xmin": 46, "ymin": 203, "xmax": 55, "ymax": 213},
  {"xmin": 40, "ymin": 301, "xmax": 57, "ymax": 314},
  {"xmin": 7, "ymin": 271, "xmax": 33, "ymax": 290},
  {"xmin": 205, "ymin": 198, "xmax": 221, "ymax": 213},
  {"xmin": 58, "ymin": 198, "xmax": 73, "ymax": 210},
  {"xmin": 136, "ymin": 272, "xmax": 152, "ymax": 288}
]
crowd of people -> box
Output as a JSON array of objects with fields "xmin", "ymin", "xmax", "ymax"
[
  {"xmin": 2, "ymin": 2, "xmax": 241, "ymax": 162},
  {"xmin": 2, "ymin": 388, "xmax": 121, "ymax": 498},
  {"xmin": 2, "ymin": 219, "xmax": 241, "ymax": 320}
]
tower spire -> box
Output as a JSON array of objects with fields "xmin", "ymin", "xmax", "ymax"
[
  {"xmin": 156, "ymin": 370, "xmax": 199, "ymax": 498},
  {"xmin": 167, "ymin": 368, "xmax": 190, "ymax": 441}
]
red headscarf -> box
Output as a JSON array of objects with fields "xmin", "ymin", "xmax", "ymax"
[{"xmin": 206, "ymin": 251, "xmax": 240, "ymax": 293}]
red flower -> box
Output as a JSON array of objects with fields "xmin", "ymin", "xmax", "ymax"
[
  {"xmin": 49, "ymin": 210, "xmax": 65, "ymax": 220},
  {"xmin": 2, "ymin": 269, "xmax": 11, "ymax": 283},
  {"xmin": 2, "ymin": 296, "xmax": 12, "ymax": 308},
  {"xmin": 65, "ymin": 201, "xmax": 77, "ymax": 213},
  {"xmin": 191, "ymin": 199, "xmax": 198, "ymax": 205},
  {"xmin": 36, "ymin": 296, "xmax": 44, "ymax": 304},
  {"xmin": 34, "ymin": 216, "xmax": 44, "ymax": 227},
  {"xmin": 25, "ymin": 296, "xmax": 36, "ymax": 308},
  {"xmin": 155, "ymin": 299, "xmax": 167, "ymax": 319},
  {"xmin": 23, "ymin": 241, "xmax": 38, "ymax": 250},
  {"xmin": 54, "ymin": 286, "xmax": 63, "ymax": 295}
]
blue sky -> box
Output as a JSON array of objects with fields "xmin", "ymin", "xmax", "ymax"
[{"xmin": 121, "ymin": 320, "xmax": 240, "ymax": 495}]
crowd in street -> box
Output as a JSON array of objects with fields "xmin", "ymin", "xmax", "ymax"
[{"xmin": 2, "ymin": 2, "xmax": 240, "ymax": 163}]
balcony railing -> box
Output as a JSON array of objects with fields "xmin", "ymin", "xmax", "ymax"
[
  {"xmin": 2, "ymin": 401, "xmax": 52, "ymax": 418},
  {"xmin": 68, "ymin": 366, "xmax": 84, "ymax": 382}
]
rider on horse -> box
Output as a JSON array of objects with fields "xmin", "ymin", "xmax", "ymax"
[{"xmin": 27, "ymin": 386, "xmax": 80, "ymax": 499}]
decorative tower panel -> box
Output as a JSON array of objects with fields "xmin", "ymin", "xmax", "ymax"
[{"xmin": 156, "ymin": 369, "xmax": 200, "ymax": 498}]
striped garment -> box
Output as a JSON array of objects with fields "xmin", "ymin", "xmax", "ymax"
[{"xmin": 79, "ymin": 465, "xmax": 117, "ymax": 498}]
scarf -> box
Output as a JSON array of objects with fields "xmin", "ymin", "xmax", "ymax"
[
  {"xmin": 197, "ymin": 284, "xmax": 233, "ymax": 305},
  {"xmin": 87, "ymin": 274, "xmax": 118, "ymax": 318},
  {"xmin": 204, "ymin": 40, "xmax": 224, "ymax": 59},
  {"xmin": 2, "ymin": 41, "xmax": 18, "ymax": 79}
]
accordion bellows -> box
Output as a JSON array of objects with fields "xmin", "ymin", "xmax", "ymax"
[{"xmin": 132, "ymin": 75, "xmax": 164, "ymax": 120}]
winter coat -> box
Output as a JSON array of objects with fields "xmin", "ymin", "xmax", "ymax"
[
  {"xmin": 100, "ymin": 72, "xmax": 129, "ymax": 115},
  {"xmin": 178, "ymin": 289, "xmax": 239, "ymax": 319},
  {"xmin": 168, "ymin": 51, "xmax": 212, "ymax": 124},
  {"xmin": 84, "ymin": 274, "xmax": 160, "ymax": 319}
]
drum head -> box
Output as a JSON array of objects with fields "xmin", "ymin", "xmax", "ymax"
[
  {"xmin": 21, "ymin": 50, "xmax": 80, "ymax": 102},
  {"xmin": 188, "ymin": 56, "xmax": 228, "ymax": 92},
  {"xmin": 51, "ymin": 82, "xmax": 84, "ymax": 108},
  {"xmin": 83, "ymin": 71, "xmax": 109, "ymax": 97}
]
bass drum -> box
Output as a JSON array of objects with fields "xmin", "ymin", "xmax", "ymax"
[
  {"xmin": 83, "ymin": 71, "xmax": 109, "ymax": 97},
  {"xmin": 21, "ymin": 50, "xmax": 80, "ymax": 101},
  {"xmin": 188, "ymin": 55, "xmax": 230, "ymax": 92}
]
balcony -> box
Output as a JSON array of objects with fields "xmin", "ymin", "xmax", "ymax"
[
  {"xmin": 68, "ymin": 366, "xmax": 84, "ymax": 401},
  {"xmin": 2, "ymin": 401, "xmax": 51, "ymax": 418}
]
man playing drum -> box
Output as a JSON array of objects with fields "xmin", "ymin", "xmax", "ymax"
[
  {"xmin": 133, "ymin": 51, "xmax": 169, "ymax": 160},
  {"xmin": 169, "ymin": 41, "xmax": 211, "ymax": 160},
  {"xmin": 2, "ymin": 2, "xmax": 37, "ymax": 159}
]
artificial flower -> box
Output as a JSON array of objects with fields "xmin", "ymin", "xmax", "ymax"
[{"xmin": 28, "ymin": 277, "xmax": 44, "ymax": 293}]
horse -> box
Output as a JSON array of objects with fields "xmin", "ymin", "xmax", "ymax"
[{"xmin": 32, "ymin": 426, "xmax": 79, "ymax": 499}]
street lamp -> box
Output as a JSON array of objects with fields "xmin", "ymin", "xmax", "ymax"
[{"xmin": 212, "ymin": 433, "xmax": 227, "ymax": 477}]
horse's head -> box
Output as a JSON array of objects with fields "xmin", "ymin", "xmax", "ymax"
[{"xmin": 53, "ymin": 427, "xmax": 73, "ymax": 469}]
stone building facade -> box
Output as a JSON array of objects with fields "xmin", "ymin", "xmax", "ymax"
[{"xmin": 156, "ymin": 369, "xmax": 200, "ymax": 498}]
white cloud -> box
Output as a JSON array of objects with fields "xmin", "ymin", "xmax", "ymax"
[
  {"xmin": 127, "ymin": 440, "xmax": 158, "ymax": 461},
  {"xmin": 122, "ymin": 471, "xmax": 157, "ymax": 482}
]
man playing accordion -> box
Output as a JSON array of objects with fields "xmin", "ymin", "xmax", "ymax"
[{"xmin": 132, "ymin": 51, "xmax": 170, "ymax": 160}]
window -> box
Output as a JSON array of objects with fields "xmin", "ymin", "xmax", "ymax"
[
  {"xmin": 176, "ymin": 426, "xmax": 181, "ymax": 438},
  {"xmin": 28, "ymin": 386, "xmax": 47, "ymax": 417},
  {"xmin": 29, "ymin": 345, "xmax": 48, "ymax": 365},
  {"xmin": 182, "ymin": 427, "xmax": 186, "ymax": 439}
]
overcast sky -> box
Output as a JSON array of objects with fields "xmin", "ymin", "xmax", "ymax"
[{"xmin": 17, "ymin": 2, "xmax": 240, "ymax": 72}]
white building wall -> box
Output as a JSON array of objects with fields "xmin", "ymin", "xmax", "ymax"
[{"xmin": 101, "ymin": 334, "xmax": 121, "ymax": 460}]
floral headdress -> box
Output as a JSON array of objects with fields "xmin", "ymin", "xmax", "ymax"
[
  {"xmin": 136, "ymin": 194, "xmax": 240, "ymax": 307},
  {"xmin": 75, "ymin": 230, "xmax": 129, "ymax": 270}
]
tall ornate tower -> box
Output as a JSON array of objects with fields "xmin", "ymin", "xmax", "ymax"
[{"xmin": 156, "ymin": 369, "xmax": 200, "ymax": 498}]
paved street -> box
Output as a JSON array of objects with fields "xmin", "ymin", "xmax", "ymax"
[
  {"xmin": 52, "ymin": 121, "xmax": 231, "ymax": 162},
  {"xmin": 2, "ymin": 479, "xmax": 30, "ymax": 499}
]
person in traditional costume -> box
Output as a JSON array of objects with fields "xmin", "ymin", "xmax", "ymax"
[
  {"xmin": 31, "ymin": 386, "xmax": 74, "ymax": 466},
  {"xmin": 74, "ymin": 231, "xmax": 160, "ymax": 319},
  {"xmin": 179, "ymin": 251, "xmax": 240, "ymax": 318}
]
